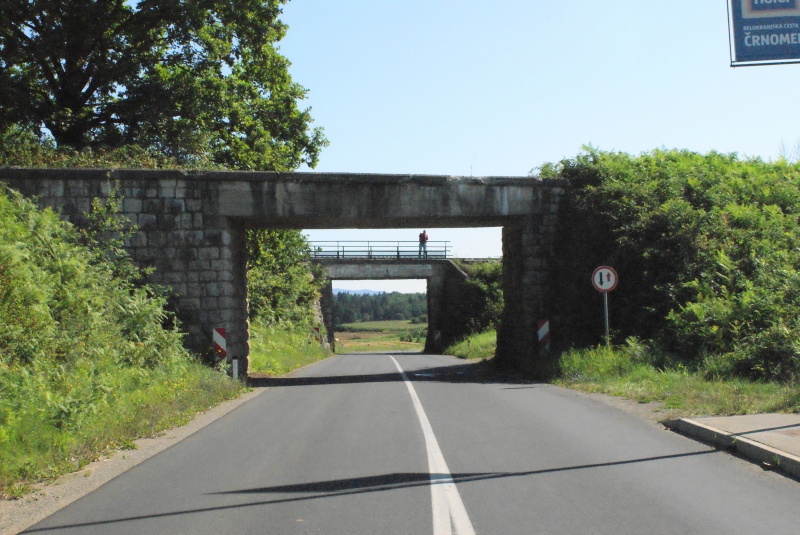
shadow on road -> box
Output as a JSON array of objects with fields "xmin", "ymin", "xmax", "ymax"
[
  {"xmin": 213, "ymin": 449, "xmax": 717, "ymax": 496},
  {"xmin": 248, "ymin": 357, "xmax": 537, "ymax": 388},
  {"xmin": 23, "ymin": 450, "xmax": 717, "ymax": 533}
]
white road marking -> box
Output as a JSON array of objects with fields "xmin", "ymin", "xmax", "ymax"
[{"xmin": 390, "ymin": 356, "xmax": 477, "ymax": 535}]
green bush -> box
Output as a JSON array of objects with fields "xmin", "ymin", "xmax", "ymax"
[
  {"xmin": 399, "ymin": 329, "xmax": 426, "ymax": 343},
  {"xmin": 545, "ymin": 148, "xmax": 800, "ymax": 381},
  {"xmin": 453, "ymin": 260, "xmax": 503, "ymax": 334},
  {"xmin": 246, "ymin": 229, "xmax": 325, "ymax": 325},
  {"xmin": 0, "ymin": 187, "xmax": 242, "ymax": 496}
]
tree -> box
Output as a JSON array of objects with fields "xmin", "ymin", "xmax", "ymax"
[
  {"xmin": 0, "ymin": 0, "xmax": 326, "ymax": 170},
  {"xmin": 246, "ymin": 229, "xmax": 324, "ymax": 324}
]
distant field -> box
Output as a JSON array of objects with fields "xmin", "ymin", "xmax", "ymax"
[
  {"xmin": 335, "ymin": 320, "xmax": 427, "ymax": 353},
  {"xmin": 339, "ymin": 319, "xmax": 424, "ymax": 332}
]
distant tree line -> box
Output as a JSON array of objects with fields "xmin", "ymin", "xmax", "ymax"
[{"xmin": 334, "ymin": 292, "xmax": 427, "ymax": 325}]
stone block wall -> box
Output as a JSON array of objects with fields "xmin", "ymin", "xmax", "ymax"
[{"xmin": 496, "ymin": 185, "xmax": 565, "ymax": 377}]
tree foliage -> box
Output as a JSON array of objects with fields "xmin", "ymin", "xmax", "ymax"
[
  {"xmin": 0, "ymin": 186, "xmax": 241, "ymax": 494},
  {"xmin": 1, "ymin": 1, "xmax": 330, "ymax": 330},
  {"xmin": 334, "ymin": 292, "xmax": 427, "ymax": 325},
  {"xmin": 543, "ymin": 148, "xmax": 800, "ymax": 381},
  {"xmin": 0, "ymin": 0, "xmax": 326, "ymax": 170},
  {"xmin": 455, "ymin": 260, "xmax": 503, "ymax": 334},
  {"xmin": 246, "ymin": 229, "xmax": 323, "ymax": 325}
]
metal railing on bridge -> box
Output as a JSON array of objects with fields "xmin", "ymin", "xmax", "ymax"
[{"xmin": 309, "ymin": 241, "xmax": 451, "ymax": 260}]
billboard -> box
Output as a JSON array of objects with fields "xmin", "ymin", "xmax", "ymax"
[{"xmin": 729, "ymin": 0, "xmax": 800, "ymax": 65}]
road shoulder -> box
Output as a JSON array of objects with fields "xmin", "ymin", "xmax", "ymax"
[{"xmin": 0, "ymin": 387, "xmax": 267, "ymax": 535}]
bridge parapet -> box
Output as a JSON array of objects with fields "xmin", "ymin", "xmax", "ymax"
[{"xmin": 310, "ymin": 240, "xmax": 450, "ymax": 260}]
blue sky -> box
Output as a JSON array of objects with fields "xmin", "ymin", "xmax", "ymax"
[{"xmin": 278, "ymin": 1, "xmax": 799, "ymax": 292}]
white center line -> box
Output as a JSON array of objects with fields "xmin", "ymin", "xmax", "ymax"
[{"xmin": 389, "ymin": 356, "xmax": 476, "ymax": 535}]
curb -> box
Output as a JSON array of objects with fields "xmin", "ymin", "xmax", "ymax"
[{"xmin": 664, "ymin": 418, "xmax": 800, "ymax": 480}]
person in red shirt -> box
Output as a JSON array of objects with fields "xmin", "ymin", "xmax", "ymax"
[{"xmin": 418, "ymin": 230, "xmax": 428, "ymax": 258}]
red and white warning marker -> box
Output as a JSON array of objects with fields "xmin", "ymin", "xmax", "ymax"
[
  {"xmin": 213, "ymin": 327, "xmax": 227, "ymax": 359},
  {"xmin": 537, "ymin": 319, "xmax": 551, "ymax": 352}
]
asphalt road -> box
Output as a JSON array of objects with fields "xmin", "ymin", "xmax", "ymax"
[{"xmin": 24, "ymin": 353, "xmax": 800, "ymax": 534}]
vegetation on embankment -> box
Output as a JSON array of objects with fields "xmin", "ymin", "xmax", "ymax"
[
  {"xmin": 444, "ymin": 331, "xmax": 800, "ymax": 416},
  {"xmin": 543, "ymin": 148, "xmax": 800, "ymax": 415},
  {"xmin": 0, "ymin": 187, "xmax": 244, "ymax": 498},
  {"xmin": 444, "ymin": 330, "xmax": 497, "ymax": 361},
  {"xmin": 1, "ymin": 2, "xmax": 332, "ymax": 497},
  {"xmin": 447, "ymin": 148, "xmax": 800, "ymax": 415},
  {"xmin": 248, "ymin": 319, "xmax": 331, "ymax": 375},
  {"xmin": 452, "ymin": 260, "xmax": 503, "ymax": 335},
  {"xmin": 556, "ymin": 340, "xmax": 800, "ymax": 416},
  {"xmin": 245, "ymin": 229, "xmax": 332, "ymax": 374},
  {"xmin": 545, "ymin": 148, "xmax": 800, "ymax": 384}
]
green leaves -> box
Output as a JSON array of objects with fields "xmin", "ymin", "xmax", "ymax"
[
  {"xmin": 1, "ymin": 0, "xmax": 327, "ymax": 171},
  {"xmin": 548, "ymin": 148, "xmax": 800, "ymax": 380},
  {"xmin": 246, "ymin": 229, "xmax": 323, "ymax": 325},
  {"xmin": 0, "ymin": 186, "xmax": 242, "ymax": 496}
]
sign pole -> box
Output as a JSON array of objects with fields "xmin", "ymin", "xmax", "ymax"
[
  {"xmin": 592, "ymin": 266, "xmax": 618, "ymax": 349},
  {"xmin": 603, "ymin": 292, "xmax": 610, "ymax": 348}
]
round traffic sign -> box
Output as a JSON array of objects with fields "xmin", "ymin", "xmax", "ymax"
[{"xmin": 592, "ymin": 266, "xmax": 618, "ymax": 292}]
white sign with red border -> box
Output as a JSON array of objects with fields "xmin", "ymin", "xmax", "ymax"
[{"xmin": 592, "ymin": 266, "xmax": 618, "ymax": 293}]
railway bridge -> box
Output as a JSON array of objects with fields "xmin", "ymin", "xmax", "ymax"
[{"xmin": 2, "ymin": 169, "xmax": 565, "ymax": 377}]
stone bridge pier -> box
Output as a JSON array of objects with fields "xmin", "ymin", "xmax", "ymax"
[{"xmin": 2, "ymin": 169, "xmax": 565, "ymax": 378}]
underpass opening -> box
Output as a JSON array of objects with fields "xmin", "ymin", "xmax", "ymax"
[
  {"xmin": 217, "ymin": 172, "xmax": 563, "ymax": 377},
  {"xmin": 305, "ymin": 227, "xmax": 503, "ymax": 356},
  {"xmin": 328, "ymin": 279, "xmax": 428, "ymax": 354}
]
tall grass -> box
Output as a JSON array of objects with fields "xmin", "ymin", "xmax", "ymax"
[
  {"xmin": 0, "ymin": 187, "xmax": 243, "ymax": 497},
  {"xmin": 444, "ymin": 330, "xmax": 497, "ymax": 360},
  {"xmin": 440, "ymin": 329, "xmax": 800, "ymax": 416},
  {"xmin": 248, "ymin": 319, "xmax": 331, "ymax": 375},
  {"xmin": 556, "ymin": 339, "xmax": 800, "ymax": 416}
]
